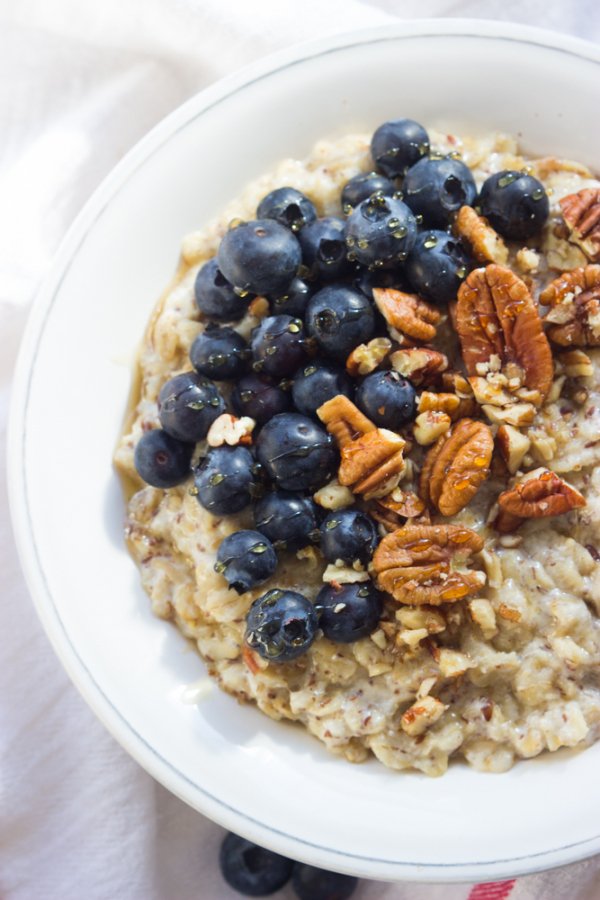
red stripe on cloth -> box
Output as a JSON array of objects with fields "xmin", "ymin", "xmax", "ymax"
[{"xmin": 467, "ymin": 881, "xmax": 516, "ymax": 900}]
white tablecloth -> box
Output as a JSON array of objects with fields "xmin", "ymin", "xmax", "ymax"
[{"xmin": 3, "ymin": 2, "xmax": 600, "ymax": 897}]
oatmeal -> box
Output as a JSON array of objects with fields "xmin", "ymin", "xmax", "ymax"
[{"xmin": 115, "ymin": 122, "xmax": 600, "ymax": 776}]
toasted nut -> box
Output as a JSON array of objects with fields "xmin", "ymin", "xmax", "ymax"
[
  {"xmin": 532, "ymin": 156, "xmax": 593, "ymax": 180},
  {"xmin": 396, "ymin": 606, "xmax": 446, "ymax": 634},
  {"xmin": 338, "ymin": 428, "xmax": 406, "ymax": 500},
  {"xmin": 468, "ymin": 598, "xmax": 497, "ymax": 638},
  {"xmin": 413, "ymin": 411, "xmax": 452, "ymax": 446},
  {"xmin": 401, "ymin": 696, "xmax": 446, "ymax": 736},
  {"xmin": 455, "ymin": 205, "xmax": 508, "ymax": 265},
  {"xmin": 417, "ymin": 391, "xmax": 461, "ymax": 415},
  {"xmin": 495, "ymin": 468, "xmax": 586, "ymax": 532},
  {"xmin": 416, "ymin": 676, "xmax": 438, "ymax": 699},
  {"xmin": 556, "ymin": 349, "xmax": 594, "ymax": 378},
  {"xmin": 420, "ymin": 419, "xmax": 494, "ymax": 516},
  {"xmin": 498, "ymin": 604, "xmax": 522, "ymax": 623},
  {"xmin": 313, "ymin": 479, "xmax": 355, "ymax": 510},
  {"xmin": 515, "ymin": 247, "xmax": 541, "ymax": 274},
  {"xmin": 390, "ymin": 347, "xmax": 448, "ymax": 385},
  {"xmin": 441, "ymin": 371, "xmax": 473, "ymax": 398},
  {"xmin": 480, "ymin": 402, "xmax": 536, "ymax": 427},
  {"xmin": 346, "ymin": 337, "xmax": 392, "ymax": 376},
  {"xmin": 438, "ymin": 648, "xmax": 473, "ymax": 678},
  {"xmin": 368, "ymin": 489, "xmax": 426, "ymax": 531},
  {"xmin": 372, "ymin": 523, "xmax": 485, "ymax": 606},
  {"xmin": 456, "ymin": 265, "xmax": 553, "ymax": 403},
  {"xmin": 317, "ymin": 394, "xmax": 376, "ymax": 448},
  {"xmin": 207, "ymin": 414, "xmax": 255, "ymax": 447},
  {"xmin": 560, "ymin": 188, "xmax": 600, "ymax": 262},
  {"xmin": 496, "ymin": 424, "xmax": 531, "ymax": 474},
  {"xmin": 373, "ymin": 287, "xmax": 441, "ymax": 342},
  {"xmin": 541, "ymin": 266, "xmax": 600, "ymax": 347},
  {"xmin": 322, "ymin": 563, "xmax": 370, "ymax": 584},
  {"xmin": 528, "ymin": 428, "xmax": 557, "ymax": 463}
]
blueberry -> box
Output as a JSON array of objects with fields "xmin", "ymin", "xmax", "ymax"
[
  {"xmin": 371, "ymin": 118, "xmax": 430, "ymax": 178},
  {"xmin": 194, "ymin": 257, "xmax": 251, "ymax": 322},
  {"xmin": 246, "ymin": 589, "xmax": 317, "ymax": 662},
  {"xmin": 256, "ymin": 186, "xmax": 317, "ymax": 232},
  {"xmin": 133, "ymin": 429, "xmax": 193, "ymax": 489},
  {"xmin": 291, "ymin": 359, "xmax": 353, "ymax": 417},
  {"xmin": 319, "ymin": 509, "xmax": 379, "ymax": 566},
  {"xmin": 219, "ymin": 832, "xmax": 293, "ymax": 897},
  {"xmin": 354, "ymin": 266, "xmax": 410, "ymax": 301},
  {"xmin": 298, "ymin": 217, "xmax": 350, "ymax": 281},
  {"xmin": 254, "ymin": 491, "xmax": 319, "ymax": 551},
  {"xmin": 403, "ymin": 155, "xmax": 477, "ymax": 227},
  {"xmin": 405, "ymin": 230, "xmax": 471, "ymax": 306},
  {"xmin": 256, "ymin": 413, "xmax": 337, "ymax": 492},
  {"xmin": 341, "ymin": 171, "xmax": 395, "ymax": 211},
  {"xmin": 478, "ymin": 170, "xmax": 550, "ymax": 240},
  {"xmin": 194, "ymin": 445, "xmax": 260, "ymax": 515},
  {"xmin": 305, "ymin": 285, "xmax": 375, "ymax": 362},
  {"xmin": 292, "ymin": 863, "xmax": 358, "ymax": 900},
  {"xmin": 316, "ymin": 581, "xmax": 383, "ymax": 645},
  {"xmin": 251, "ymin": 314, "xmax": 308, "ymax": 378},
  {"xmin": 232, "ymin": 373, "xmax": 291, "ymax": 425},
  {"xmin": 215, "ymin": 530, "xmax": 277, "ymax": 594},
  {"xmin": 189, "ymin": 324, "xmax": 248, "ymax": 381},
  {"xmin": 270, "ymin": 277, "xmax": 313, "ymax": 319},
  {"xmin": 158, "ymin": 372, "xmax": 225, "ymax": 442},
  {"xmin": 345, "ymin": 194, "xmax": 417, "ymax": 267},
  {"xmin": 355, "ymin": 370, "xmax": 416, "ymax": 429},
  {"xmin": 218, "ymin": 219, "xmax": 301, "ymax": 295}
]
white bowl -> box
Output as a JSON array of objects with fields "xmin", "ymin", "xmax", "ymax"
[{"xmin": 8, "ymin": 19, "xmax": 600, "ymax": 883}]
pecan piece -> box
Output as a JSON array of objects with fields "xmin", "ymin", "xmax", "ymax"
[
  {"xmin": 317, "ymin": 394, "xmax": 375, "ymax": 448},
  {"xmin": 419, "ymin": 419, "xmax": 494, "ymax": 516},
  {"xmin": 455, "ymin": 205, "xmax": 508, "ymax": 265},
  {"xmin": 541, "ymin": 265, "xmax": 600, "ymax": 347},
  {"xmin": 338, "ymin": 428, "xmax": 405, "ymax": 500},
  {"xmin": 413, "ymin": 411, "xmax": 451, "ymax": 446},
  {"xmin": 390, "ymin": 347, "xmax": 448, "ymax": 385},
  {"xmin": 373, "ymin": 287, "xmax": 441, "ymax": 342},
  {"xmin": 346, "ymin": 337, "xmax": 392, "ymax": 376},
  {"xmin": 456, "ymin": 265, "xmax": 553, "ymax": 403},
  {"xmin": 495, "ymin": 468, "xmax": 586, "ymax": 533},
  {"xmin": 372, "ymin": 524, "xmax": 485, "ymax": 606},
  {"xmin": 368, "ymin": 488, "xmax": 425, "ymax": 531},
  {"xmin": 560, "ymin": 188, "xmax": 600, "ymax": 262}
]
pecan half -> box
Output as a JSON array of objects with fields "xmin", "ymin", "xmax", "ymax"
[
  {"xmin": 389, "ymin": 347, "xmax": 448, "ymax": 385},
  {"xmin": 417, "ymin": 391, "xmax": 461, "ymax": 415},
  {"xmin": 455, "ymin": 205, "xmax": 508, "ymax": 265},
  {"xmin": 560, "ymin": 188, "xmax": 600, "ymax": 262},
  {"xmin": 346, "ymin": 337, "xmax": 392, "ymax": 376},
  {"xmin": 456, "ymin": 265, "xmax": 553, "ymax": 403},
  {"xmin": 373, "ymin": 287, "xmax": 441, "ymax": 343},
  {"xmin": 317, "ymin": 394, "xmax": 375, "ymax": 448},
  {"xmin": 419, "ymin": 419, "xmax": 494, "ymax": 516},
  {"xmin": 372, "ymin": 524, "xmax": 485, "ymax": 605},
  {"xmin": 495, "ymin": 468, "xmax": 586, "ymax": 533},
  {"xmin": 338, "ymin": 428, "xmax": 405, "ymax": 500},
  {"xmin": 368, "ymin": 488, "xmax": 425, "ymax": 531},
  {"xmin": 541, "ymin": 265, "xmax": 600, "ymax": 347}
]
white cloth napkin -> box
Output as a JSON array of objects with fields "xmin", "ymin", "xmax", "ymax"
[{"xmin": 3, "ymin": 2, "xmax": 600, "ymax": 898}]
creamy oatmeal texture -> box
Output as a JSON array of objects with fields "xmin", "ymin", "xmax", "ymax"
[{"xmin": 115, "ymin": 129, "xmax": 600, "ymax": 776}]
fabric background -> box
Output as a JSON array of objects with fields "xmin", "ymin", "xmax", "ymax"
[{"xmin": 2, "ymin": 2, "xmax": 600, "ymax": 898}]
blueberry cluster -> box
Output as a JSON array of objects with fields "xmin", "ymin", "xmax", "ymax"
[{"xmin": 133, "ymin": 116, "xmax": 551, "ymax": 667}]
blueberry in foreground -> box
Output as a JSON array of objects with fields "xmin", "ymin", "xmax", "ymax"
[
  {"xmin": 305, "ymin": 285, "xmax": 375, "ymax": 362},
  {"xmin": 250, "ymin": 314, "xmax": 308, "ymax": 379},
  {"xmin": 270, "ymin": 276, "xmax": 313, "ymax": 319},
  {"xmin": 246, "ymin": 589, "xmax": 318, "ymax": 662},
  {"xmin": 158, "ymin": 371, "xmax": 225, "ymax": 442},
  {"xmin": 319, "ymin": 508, "xmax": 379, "ymax": 566},
  {"xmin": 215, "ymin": 530, "xmax": 277, "ymax": 594},
  {"xmin": 219, "ymin": 832, "xmax": 293, "ymax": 896},
  {"xmin": 370, "ymin": 117, "xmax": 430, "ymax": 178},
  {"xmin": 256, "ymin": 186, "xmax": 317, "ymax": 232},
  {"xmin": 402, "ymin": 155, "xmax": 477, "ymax": 227},
  {"xmin": 133, "ymin": 429, "xmax": 193, "ymax": 489},
  {"xmin": 354, "ymin": 266, "xmax": 409, "ymax": 301},
  {"xmin": 478, "ymin": 169, "xmax": 550, "ymax": 240},
  {"xmin": 292, "ymin": 862, "xmax": 358, "ymax": 900},
  {"xmin": 298, "ymin": 217, "xmax": 350, "ymax": 281},
  {"xmin": 217, "ymin": 219, "xmax": 302, "ymax": 296},
  {"xmin": 255, "ymin": 412, "xmax": 337, "ymax": 492},
  {"xmin": 189, "ymin": 323, "xmax": 248, "ymax": 381},
  {"xmin": 405, "ymin": 230, "xmax": 471, "ymax": 306},
  {"xmin": 355, "ymin": 370, "xmax": 416, "ymax": 430},
  {"xmin": 316, "ymin": 582, "xmax": 384, "ymax": 644},
  {"xmin": 345, "ymin": 194, "xmax": 417, "ymax": 267},
  {"xmin": 254, "ymin": 491, "xmax": 319, "ymax": 551},
  {"xmin": 193, "ymin": 257, "xmax": 251, "ymax": 322},
  {"xmin": 292, "ymin": 359, "xmax": 354, "ymax": 417},
  {"xmin": 194, "ymin": 445, "xmax": 260, "ymax": 515},
  {"xmin": 231, "ymin": 373, "xmax": 292, "ymax": 425},
  {"xmin": 341, "ymin": 170, "xmax": 395, "ymax": 211}
]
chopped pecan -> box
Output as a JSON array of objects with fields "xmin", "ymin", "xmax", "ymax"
[
  {"xmin": 368, "ymin": 488, "xmax": 425, "ymax": 531},
  {"xmin": 541, "ymin": 265, "xmax": 600, "ymax": 347},
  {"xmin": 207, "ymin": 414, "xmax": 255, "ymax": 447},
  {"xmin": 419, "ymin": 419, "xmax": 494, "ymax": 516},
  {"xmin": 389, "ymin": 347, "xmax": 449, "ymax": 385},
  {"xmin": 456, "ymin": 265, "xmax": 553, "ymax": 403},
  {"xmin": 496, "ymin": 424, "xmax": 531, "ymax": 474},
  {"xmin": 338, "ymin": 428, "xmax": 405, "ymax": 500},
  {"xmin": 373, "ymin": 287, "xmax": 441, "ymax": 342},
  {"xmin": 401, "ymin": 696, "xmax": 446, "ymax": 736},
  {"xmin": 413, "ymin": 411, "xmax": 452, "ymax": 446},
  {"xmin": 495, "ymin": 468, "xmax": 586, "ymax": 533},
  {"xmin": 556, "ymin": 349, "xmax": 594, "ymax": 378},
  {"xmin": 346, "ymin": 337, "xmax": 392, "ymax": 376},
  {"xmin": 317, "ymin": 394, "xmax": 375, "ymax": 448},
  {"xmin": 417, "ymin": 391, "xmax": 461, "ymax": 415},
  {"xmin": 372, "ymin": 523, "xmax": 485, "ymax": 606},
  {"xmin": 455, "ymin": 205, "xmax": 508, "ymax": 265},
  {"xmin": 560, "ymin": 188, "xmax": 600, "ymax": 262}
]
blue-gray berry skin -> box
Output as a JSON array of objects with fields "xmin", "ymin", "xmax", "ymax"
[
  {"xmin": 189, "ymin": 324, "xmax": 248, "ymax": 381},
  {"xmin": 305, "ymin": 285, "xmax": 375, "ymax": 362},
  {"xmin": 298, "ymin": 217, "xmax": 350, "ymax": 281},
  {"xmin": 256, "ymin": 186, "xmax": 317, "ymax": 232},
  {"xmin": 371, "ymin": 118, "xmax": 430, "ymax": 178},
  {"xmin": 193, "ymin": 257, "xmax": 251, "ymax": 322},
  {"xmin": 319, "ymin": 509, "xmax": 379, "ymax": 566},
  {"xmin": 316, "ymin": 582, "xmax": 384, "ymax": 644},
  {"xmin": 194, "ymin": 445, "xmax": 260, "ymax": 516},
  {"xmin": 217, "ymin": 219, "xmax": 301, "ymax": 296},
  {"xmin": 158, "ymin": 372, "xmax": 225, "ymax": 442},
  {"xmin": 292, "ymin": 862, "xmax": 358, "ymax": 900},
  {"xmin": 270, "ymin": 277, "xmax": 313, "ymax": 319},
  {"xmin": 345, "ymin": 194, "xmax": 417, "ymax": 268},
  {"xmin": 291, "ymin": 359, "xmax": 353, "ymax": 418},
  {"xmin": 341, "ymin": 171, "xmax": 395, "ymax": 211},
  {"xmin": 219, "ymin": 832, "xmax": 293, "ymax": 896},
  {"xmin": 215, "ymin": 530, "xmax": 277, "ymax": 594},
  {"xmin": 254, "ymin": 491, "xmax": 319, "ymax": 551},
  {"xmin": 355, "ymin": 370, "xmax": 416, "ymax": 430},
  {"xmin": 405, "ymin": 230, "xmax": 471, "ymax": 306},
  {"xmin": 403, "ymin": 155, "xmax": 477, "ymax": 227},
  {"xmin": 133, "ymin": 429, "xmax": 193, "ymax": 489},
  {"xmin": 246, "ymin": 589, "xmax": 318, "ymax": 662},
  {"xmin": 255, "ymin": 413, "xmax": 337, "ymax": 492},
  {"xmin": 250, "ymin": 314, "xmax": 308, "ymax": 379},
  {"xmin": 231, "ymin": 373, "xmax": 292, "ymax": 425},
  {"xmin": 479, "ymin": 170, "xmax": 549, "ymax": 240}
]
